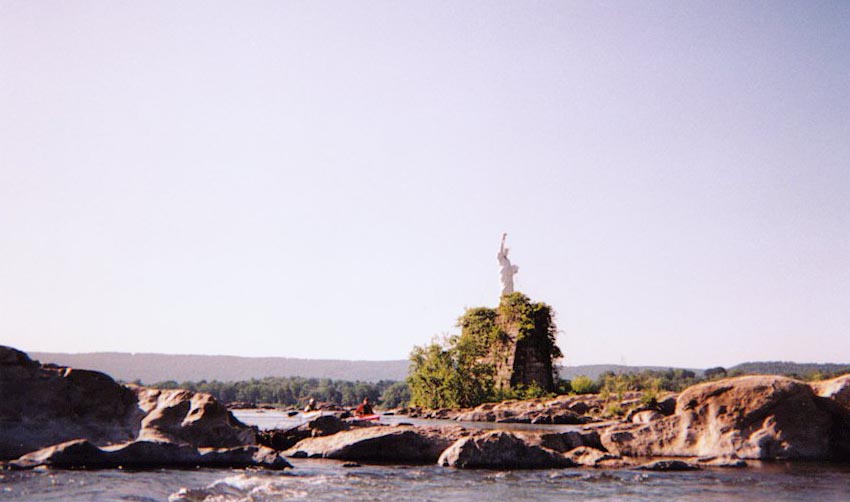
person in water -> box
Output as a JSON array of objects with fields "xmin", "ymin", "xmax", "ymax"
[{"xmin": 354, "ymin": 397, "xmax": 374, "ymax": 416}]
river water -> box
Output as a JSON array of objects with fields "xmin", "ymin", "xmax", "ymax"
[{"xmin": 2, "ymin": 411, "xmax": 849, "ymax": 502}]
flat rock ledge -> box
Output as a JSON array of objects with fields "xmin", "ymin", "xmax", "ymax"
[
  {"xmin": 284, "ymin": 425, "xmax": 464, "ymax": 463},
  {"xmin": 6, "ymin": 439, "xmax": 291, "ymax": 470}
]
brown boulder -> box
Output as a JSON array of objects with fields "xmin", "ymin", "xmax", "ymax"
[
  {"xmin": 535, "ymin": 430, "xmax": 603, "ymax": 452},
  {"xmin": 563, "ymin": 446, "xmax": 619, "ymax": 467},
  {"xmin": 284, "ymin": 425, "xmax": 463, "ymax": 463},
  {"xmin": 258, "ymin": 414, "xmax": 364, "ymax": 451},
  {"xmin": 629, "ymin": 410, "xmax": 663, "ymax": 424},
  {"xmin": 135, "ymin": 388, "xmax": 255, "ymax": 447},
  {"xmin": 438, "ymin": 430, "xmax": 576, "ymax": 469},
  {"xmin": 601, "ymin": 375, "xmax": 835, "ymax": 460}
]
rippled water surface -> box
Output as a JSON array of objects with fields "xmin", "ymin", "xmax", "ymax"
[
  {"xmin": 2, "ymin": 411, "xmax": 849, "ymax": 502},
  {"xmin": 4, "ymin": 460, "xmax": 850, "ymax": 502}
]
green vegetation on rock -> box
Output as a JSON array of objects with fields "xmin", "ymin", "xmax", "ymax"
[{"xmin": 407, "ymin": 292, "xmax": 562, "ymax": 408}]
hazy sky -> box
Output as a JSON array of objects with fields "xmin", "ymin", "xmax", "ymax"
[{"xmin": 1, "ymin": 1, "xmax": 849, "ymax": 367}]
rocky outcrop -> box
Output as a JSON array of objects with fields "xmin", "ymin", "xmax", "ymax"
[
  {"xmin": 600, "ymin": 375, "xmax": 836, "ymax": 460},
  {"xmin": 284, "ymin": 425, "xmax": 465, "ymax": 463},
  {"xmin": 135, "ymin": 388, "xmax": 255, "ymax": 447},
  {"xmin": 0, "ymin": 346, "xmax": 142, "ymax": 459},
  {"xmin": 455, "ymin": 397, "xmax": 593, "ymax": 424},
  {"xmin": 535, "ymin": 429, "xmax": 603, "ymax": 452},
  {"xmin": 811, "ymin": 374, "xmax": 850, "ymax": 407},
  {"xmin": 0, "ymin": 345, "xmax": 257, "ymax": 465},
  {"xmin": 257, "ymin": 414, "xmax": 376, "ymax": 451},
  {"xmin": 563, "ymin": 446, "xmax": 619, "ymax": 467},
  {"xmin": 438, "ymin": 430, "xmax": 576, "ymax": 469},
  {"xmin": 8, "ymin": 439, "xmax": 290, "ymax": 470},
  {"xmin": 811, "ymin": 374, "xmax": 850, "ymax": 458}
]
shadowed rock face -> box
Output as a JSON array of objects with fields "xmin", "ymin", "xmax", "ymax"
[
  {"xmin": 0, "ymin": 345, "xmax": 256, "ymax": 461},
  {"xmin": 8, "ymin": 439, "xmax": 290, "ymax": 470},
  {"xmin": 601, "ymin": 375, "xmax": 836, "ymax": 460},
  {"xmin": 811, "ymin": 374, "xmax": 850, "ymax": 458},
  {"xmin": 1, "ymin": 347, "xmax": 142, "ymax": 459},
  {"xmin": 257, "ymin": 414, "xmax": 375, "ymax": 452}
]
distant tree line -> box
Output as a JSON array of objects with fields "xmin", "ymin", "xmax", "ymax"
[
  {"xmin": 566, "ymin": 363, "xmax": 850, "ymax": 397},
  {"xmin": 152, "ymin": 377, "xmax": 410, "ymax": 409},
  {"xmin": 567, "ymin": 368, "xmax": 701, "ymax": 396},
  {"xmin": 727, "ymin": 362, "xmax": 850, "ymax": 380},
  {"xmin": 147, "ymin": 363, "xmax": 850, "ymax": 411}
]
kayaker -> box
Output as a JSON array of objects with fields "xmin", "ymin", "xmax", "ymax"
[
  {"xmin": 304, "ymin": 397, "xmax": 318, "ymax": 412},
  {"xmin": 354, "ymin": 397, "xmax": 373, "ymax": 417}
]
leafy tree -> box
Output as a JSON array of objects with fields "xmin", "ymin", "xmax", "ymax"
[
  {"xmin": 570, "ymin": 375, "xmax": 599, "ymax": 394},
  {"xmin": 380, "ymin": 381, "xmax": 411, "ymax": 408},
  {"xmin": 407, "ymin": 293, "xmax": 562, "ymax": 408}
]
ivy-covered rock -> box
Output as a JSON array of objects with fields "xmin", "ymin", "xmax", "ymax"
[{"xmin": 407, "ymin": 293, "xmax": 562, "ymax": 409}]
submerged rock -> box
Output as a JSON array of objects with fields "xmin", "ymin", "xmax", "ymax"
[
  {"xmin": 438, "ymin": 430, "xmax": 576, "ymax": 469},
  {"xmin": 8, "ymin": 439, "xmax": 291, "ymax": 470},
  {"xmin": 697, "ymin": 455, "xmax": 748, "ymax": 468},
  {"xmin": 636, "ymin": 459, "xmax": 700, "ymax": 471}
]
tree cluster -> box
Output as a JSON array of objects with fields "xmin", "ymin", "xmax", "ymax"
[{"xmin": 566, "ymin": 368, "xmax": 700, "ymax": 396}]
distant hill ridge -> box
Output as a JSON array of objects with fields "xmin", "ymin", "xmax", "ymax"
[
  {"xmin": 29, "ymin": 351, "xmax": 850, "ymax": 385},
  {"xmin": 31, "ymin": 352, "xmax": 411, "ymax": 384}
]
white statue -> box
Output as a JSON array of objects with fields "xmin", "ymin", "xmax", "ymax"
[{"xmin": 498, "ymin": 233, "xmax": 519, "ymax": 295}]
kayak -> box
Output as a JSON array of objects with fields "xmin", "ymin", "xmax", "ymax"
[{"xmin": 354, "ymin": 414, "xmax": 381, "ymax": 421}]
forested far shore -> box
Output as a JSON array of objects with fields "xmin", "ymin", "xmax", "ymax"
[
  {"xmin": 149, "ymin": 377, "xmax": 411, "ymax": 409},
  {"xmin": 143, "ymin": 361, "xmax": 850, "ymax": 410}
]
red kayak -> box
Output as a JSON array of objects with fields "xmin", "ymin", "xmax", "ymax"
[{"xmin": 355, "ymin": 414, "xmax": 381, "ymax": 421}]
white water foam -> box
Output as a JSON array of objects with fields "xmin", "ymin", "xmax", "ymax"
[{"xmin": 168, "ymin": 474, "xmax": 309, "ymax": 502}]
